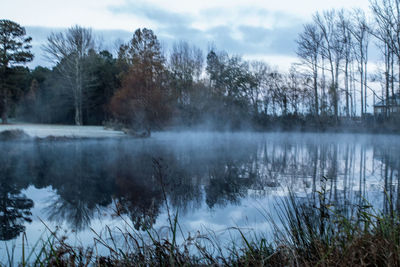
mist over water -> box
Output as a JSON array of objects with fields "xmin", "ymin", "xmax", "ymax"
[{"xmin": 0, "ymin": 132, "xmax": 399, "ymax": 258}]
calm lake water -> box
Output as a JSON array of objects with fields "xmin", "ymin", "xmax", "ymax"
[{"xmin": 0, "ymin": 132, "xmax": 399, "ymax": 259}]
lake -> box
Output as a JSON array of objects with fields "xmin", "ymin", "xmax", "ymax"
[{"xmin": 0, "ymin": 132, "xmax": 399, "ymax": 260}]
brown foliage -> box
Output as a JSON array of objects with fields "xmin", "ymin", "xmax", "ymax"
[
  {"xmin": 109, "ymin": 68, "xmax": 170, "ymax": 130},
  {"xmin": 110, "ymin": 28, "xmax": 170, "ymax": 131}
]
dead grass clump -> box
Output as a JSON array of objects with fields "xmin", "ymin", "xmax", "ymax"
[{"xmin": 0, "ymin": 129, "xmax": 29, "ymax": 140}]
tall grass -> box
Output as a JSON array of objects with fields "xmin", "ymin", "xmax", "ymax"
[{"xmin": 269, "ymin": 178, "xmax": 400, "ymax": 266}]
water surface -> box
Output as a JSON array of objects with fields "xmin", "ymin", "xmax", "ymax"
[{"xmin": 0, "ymin": 132, "xmax": 398, "ymax": 259}]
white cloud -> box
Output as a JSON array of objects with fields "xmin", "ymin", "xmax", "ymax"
[
  {"xmin": 244, "ymin": 54, "xmax": 298, "ymax": 71},
  {"xmin": 2, "ymin": 0, "xmax": 144, "ymax": 30},
  {"xmin": 2, "ymin": 0, "xmax": 370, "ymax": 30},
  {"xmin": 2, "ymin": 0, "xmax": 371, "ymax": 70}
]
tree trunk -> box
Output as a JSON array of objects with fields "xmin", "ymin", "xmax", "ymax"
[
  {"xmin": 391, "ymin": 50, "xmax": 395, "ymax": 98},
  {"xmin": 334, "ymin": 62, "xmax": 339, "ymax": 120},
  {"xmin": 386, "ymin": 45, "xmax": 390, "ymax": 118},
  {"xmin": 364, "ymin": 56, "xmax": 368, "ymax": 114},
  {"xmin": 345, "ymin": 59, "xmax": 349, "ymax": 117},
  {"xmin": 1, "ymin": 114, "xmax": 6, "ymax": 124},
  {"xmin": 74, "ymin": 94, "xmax": 82, "ymax": 126},
  {"xmin": 1, "ymin": 98, "xmax": 7, "ymax": 124},
  {"xmin": 74, "ymin": 56, "xmax": 83, "ymax": 126},
  {"xmin": 398, "ymin": 57, "xmax": 400, "ymax": 95},
  {"xmin": 321, "ymin": 57, "xmax": 326, "ymax": 115},
  {"xmin": 74, "ymin": 100, "xmax": 80, "ymax": 125},
  {"xmin": 351, "ymin": 63, "xmax": 356, "ymax": 117},
  {"xmin": 360, "ymin": 45, "xmax": 364, "ymax": 118},
  {"xmin": 313, "ymin": 63, "xmax": 319, "ymax": 116},
  {"xmin": 76, "ymin": 105, "xmax": 82, "ymax": 126},
  {"xmin": 360, "ymin": 69, "xmax": 364, "ymax": 117},
  {"xmin": 329, "ymin": 61, "xmax": 335, "ymax": 118}
]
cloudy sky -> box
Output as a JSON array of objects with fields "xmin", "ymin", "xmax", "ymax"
[{"xmin": 2, "ymin": 0, "xmax": 371, "ymax": 69}]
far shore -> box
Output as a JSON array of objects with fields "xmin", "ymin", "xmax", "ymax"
[
  {"xmin": 1, "ymin": 121, "xmax": 400, "ymax": 140},
  {"xmin": 0, "ymin": 123, "xmax": 126, "ymax": 138}
]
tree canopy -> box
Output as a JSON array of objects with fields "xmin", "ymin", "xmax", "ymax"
[
  {"xmin": 0, "ymin": 19, "xmax": 33, "ymax": 124},
  {"xmin": 110, "ymin": 28, "xmax": 170, "ymax": 132}
]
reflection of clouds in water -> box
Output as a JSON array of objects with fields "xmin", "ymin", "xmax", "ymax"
[
  {"xmin": 175, "ymin": 196, "xmax": 274, "ymax": 230},
  {"xmin": 167, "ymin": 196, "xmax": 279, "ymax": 247}
]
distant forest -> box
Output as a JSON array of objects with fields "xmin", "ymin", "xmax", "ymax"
[{"xmin": 2, "ymin": 0, "xmax": 400, "ymax": 132}]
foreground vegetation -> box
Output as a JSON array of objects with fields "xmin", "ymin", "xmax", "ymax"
[{"xmin": 5, "ymin": 181, "xmax": 400, "ymax": 266}]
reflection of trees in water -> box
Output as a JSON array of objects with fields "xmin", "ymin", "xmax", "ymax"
[
  {"xmin": 1, "ymin": 135, "xmax": 400, "ymax": 237},
  {"xmin": 205, "ymin": 161, "xmax": 256, "ymax": 208},
  {"xmin": 113, "ymin": 153, "xmax": 162, "ymax": 231},
  {"xmin": 159, "ymin": 158, "xmax": 203, "ymax": 215},
  {"xmin": 115, "ymin": 175, "xmax": 162, "ymax": 231},
  {"xmin": 114, "ymin": 154, "xmax": 203, "ymax": 230},
  {"xmin": 0, "ymin": 145, "xmax": 33, "ymax": 240},
  {"xmin": 36, "ymin": 143, "xmax": 115, "ymax": 230},
  {"xmin": 0, "ymin": 182, "xmax": 33, "ymax": 240},
  {"xmin": 373, "ymin": 143, "xmax": 400, "ymax": 216}
]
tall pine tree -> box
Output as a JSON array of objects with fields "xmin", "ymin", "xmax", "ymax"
[{"xmin": 0, "ymin": 20, "xmax": 33, "ymax": 124}]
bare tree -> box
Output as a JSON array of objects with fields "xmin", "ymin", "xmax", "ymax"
[
  {"xmin": 267, "ymin": 71, "xmax": 288, "ymax": 115},
  {"xmin": 349, "ymin": 9, "xmax": 370, "ymax": 117},
  {"xmin": 338, "ymin": 10, "xmax": 354, "ymax": 117},
  {"xmin": 314, "ymin": 10, "xmax": 345, "ymax": 120},
  {"xmin": 296, "ymin": 23, "xmax": 323, "ymax": 116},
  {"xmin": 286, "ymin": 66, "xmax": 305, "ymax": 115},
  {"xmin": 169, "ymin": 41, "xmax": 203, "ymax": 105},
  {"xmin": 43, "ymin": 25, "xmax": 95, "ymax": 125},
  {"xmin": 249, "ymin": 61, "xmax": 270, "ymax": 115},
  {"xmin": 370, "ymin": 0, "xmax": 399, "ymax": 117}
]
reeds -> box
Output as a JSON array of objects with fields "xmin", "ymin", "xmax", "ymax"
[{"xmin": 268, "ymin": 177, "xmax": 400, "ymax": 266}]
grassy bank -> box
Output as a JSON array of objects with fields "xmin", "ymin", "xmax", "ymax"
[{"xmin": 4, "ymin": 184, "xmax": 400, "ymax": 267}]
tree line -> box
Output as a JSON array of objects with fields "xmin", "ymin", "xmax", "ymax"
[{"xmin": 1, "ymin": 0, "xmax": 400, "ymax": 131}]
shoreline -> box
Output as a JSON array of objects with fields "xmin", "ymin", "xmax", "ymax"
[{"xmin": 1, "ymin": 123, "xmax": 400, "ymax": 140}]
